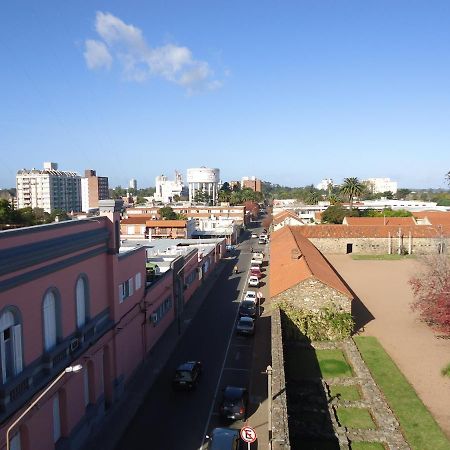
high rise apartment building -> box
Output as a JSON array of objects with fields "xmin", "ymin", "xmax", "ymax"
[
  {"xmin": 81, "ymin": 169, "xmax": 110, "ymax": 212},
  {"xmin": 154, "ymin": 171, "xmax": 184, "ymax": 203},
  {"xmin": 129, "ymin": 178, "xmax": 137, "ymax": 190},
  {"xmin": 363, "ymin": 177, "xmax": 398, "ymax": 194},
  {"xmin": 16, "ymin": 162, "xmax": 81, "ymax": 213},
  {"xmin": 241, "ymin": 176, "xmax": 262, "ymax": 192}
]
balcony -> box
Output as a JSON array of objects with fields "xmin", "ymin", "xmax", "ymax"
[{"xmin": 0, "ymin": 309, "xmax": 113, "ymax": 422}]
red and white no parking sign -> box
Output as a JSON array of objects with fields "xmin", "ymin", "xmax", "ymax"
[{"xmin": 240, "ymin": 426, "xmax": 257, "ymax": 447}]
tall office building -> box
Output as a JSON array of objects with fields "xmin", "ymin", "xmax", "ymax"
[
  {"xmin": 363, "ymin": 177, "xmax": 398, "ymax": 194},
  {"xmin": 16, "ymin": 162, "xmax": 82, "ymax": 213},
  {"xmin": 129, "ymin": 178, "xmax": 137, "ymax": 190},
  {"xmin": 241, "ymin": 176, "xmax": 262, "ymax": 192},
  {"xmin": 81, "ymin": 169, "xmax": 110, "ymax": 212}
]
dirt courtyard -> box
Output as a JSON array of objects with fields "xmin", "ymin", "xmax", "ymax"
[{"xmin": 327, "ymin": 254, "xmax": 450, "ymax": 438}]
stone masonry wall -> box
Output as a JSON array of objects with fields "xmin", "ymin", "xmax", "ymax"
[
  {"xmin": 274, "ymin": 279, "xmax": 351, "ymax": 313},
  {"xmin": 308, "ymin": 236, "xmax": 448, "ymax": 255}
]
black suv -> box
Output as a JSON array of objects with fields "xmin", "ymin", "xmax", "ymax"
[
  {"xmin": 239, "ymin": 300, "xmax": 257, "ymax": 319},
  {"xmin": 172, "ymin": 361, "xmax": 202, "ymax": 390}
]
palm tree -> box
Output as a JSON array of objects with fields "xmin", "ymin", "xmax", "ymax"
[
  {"xmin": 307, "ymin": 191, "xmax": 321, "ymax": 205},
  {"xmin": 340, "ymin": 177, "xmax": 364, "ymax": 209}
]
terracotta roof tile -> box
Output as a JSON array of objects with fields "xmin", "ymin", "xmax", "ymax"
[
  {"xmin": 145, "ymin": 220, "xmax": 187, "ymax": 228},
  {"xmin": 293, "ymin": 224, "xmax": 446, "ymax": 238},
  {"xmin": 343, "ymin": 216, "xmax": 416, "ymax": 226},
  {"xmin": 269, "ymin": 226, "xmax": 353, "ymax": 298},
  {"xmin": 413, "ymin": 211, "xmax": 450, "ymax": 226},
  {"xmin": 121, "ymin": 217, "xmax": 150, "ymax": 224},
  {"xmin": 272, "ymin": 210, "xmax": 304, "ymax": 225}
]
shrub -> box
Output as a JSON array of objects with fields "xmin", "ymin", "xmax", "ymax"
[{"xmin": 278, "ymin": 302, "xmax": 354, "ymax": 341}]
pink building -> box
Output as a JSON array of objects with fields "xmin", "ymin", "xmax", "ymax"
[{"xmin": 0, "ymin": 200, "xmax": 224, "ymax": 450}]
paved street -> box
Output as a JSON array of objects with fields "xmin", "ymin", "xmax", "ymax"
[{"xmin": 114, "ymin": 225, "xmax": 271, "ymax": 450}]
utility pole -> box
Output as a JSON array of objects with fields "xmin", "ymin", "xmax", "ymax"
[{"xmin": 266, "ymin": 365, "xmax": 273, "ymax": 448}]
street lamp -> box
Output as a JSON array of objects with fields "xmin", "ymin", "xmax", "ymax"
[{"xmin": 6, "ymin": 364, "xmax": 83, "ymax": 450}]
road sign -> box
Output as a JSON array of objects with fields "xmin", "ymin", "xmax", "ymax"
[
  {"xmin": 240, "ymin": 426, "xmax": 257, "ymax": 443},
  {"xmin": 256, "ymin": 291, "xmax": 263, "ymax": 299}
]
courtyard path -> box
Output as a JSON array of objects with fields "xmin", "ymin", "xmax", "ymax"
[{"xmin": 327, "ymin": 255, "xmax": 450, "ymax": 438}]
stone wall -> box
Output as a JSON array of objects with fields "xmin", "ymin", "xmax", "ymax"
[
  {"xmin": 273, "ymin": 279, "xmax": 351, "ymax": 313},
  {"xmin": 271, "ymin": 307, "xmax": 291, "ymax": 449},
  {"xmin": 308, "ymin": 236, "xmax": 448, "ymax": 255}
]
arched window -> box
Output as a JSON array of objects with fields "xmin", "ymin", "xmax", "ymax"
[
  {"xmin": 75, "ymin": 277, "xmax": 89, "ymax": 328},
  {"xmin": 0, "ymin": 308, "xmax": 23, "ymax": 383},
  {"xmin": 43, "ymin": 290, "xmax": 59, "ymax": 351}
]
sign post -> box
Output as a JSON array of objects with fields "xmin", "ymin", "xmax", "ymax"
[
  {"xmin": 257, "ymin": 291, "xmax": 263, "ymax": 316},
  {"xmin": 240, "ymin": 426, "xmax": 257, "ymax": 450}
]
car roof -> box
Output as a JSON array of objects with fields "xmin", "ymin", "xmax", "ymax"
[
  {"xmin": 245, "ymin": 290, "xmax": 256, "ymax": 296},
  {"xmin": 238, "ymin": 316, "xmax": 253, "ymax": 323},
  {"xmin": 223, "ymin": 386, "xmax": 247, "ymax": 399}
]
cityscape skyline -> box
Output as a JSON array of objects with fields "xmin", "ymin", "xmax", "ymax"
[{"xmin": 2, "ymin": 1, "xmax": 450, "ymax": 189}]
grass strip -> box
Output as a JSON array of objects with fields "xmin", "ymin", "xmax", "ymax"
[
  {"xmin": 351, "ymin": 254, "xmax": 415, "ymax": 260},
  {"xmin": 354, "ymin": 336, "xmax": 450, "ymax": 450},
  {"xmin": 316, "ymin": 349, "xmax": 353, "ymax": 378},
  {"xmin": 329, "ymin": 384, "xmax": 361, "ymax": 401},
  {"xmin": 337, "ymin": 407, "xmax": 376, "ymax": 429},
  {"xmin": 350, "ymin": 443, "xmax": 385, "ymax": 450}
]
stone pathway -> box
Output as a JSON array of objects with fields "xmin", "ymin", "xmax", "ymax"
[{"xmin": 290, "ymin": 339, "xmax": 410, "ymax": 449}]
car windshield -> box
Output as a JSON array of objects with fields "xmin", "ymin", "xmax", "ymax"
[
  {"xmin": 175, "ymin": 370, "xmax": 192, "ymax": 381},
  {"xmin": 242, "ymin": 301, "xmax": 255, "ymax": 308}
]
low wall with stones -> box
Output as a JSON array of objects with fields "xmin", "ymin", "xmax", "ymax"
[
  {"xmin": 271, "ymin": 307, "xmax": 291, "ymax": 449},
  {"xmin": 308, "ymin": 236, "xmax": 447, "ymax": 255},
  {"xmin": 273, "ymin": 279, "xmax": 351, "ymax": 314}
]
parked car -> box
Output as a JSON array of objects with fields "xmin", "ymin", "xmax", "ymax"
[
  {"xmin": 248, "ymin": 275, "xmax": 259, "ymax": 287},
  {"xmin": 206, "ymin": 427, "xmax": 243, "ymax": 450},
  {"xmin": 250, "ymin": 266, "xmax": 262, "ymax": 278},
  {"xmin": 252, "ymin": 252, "xmax": 264, "ymax": 260},
  {"xmin": 219, "ymin": 386, "xmax": 249, "ymax": 421},
  {"xmin": 250, "ymin": 258, "xmax": 262, "ymax": 266},
  {"xmin": 243, "ymin": 290, "xmax": 257, "ymax": 302},
  {"xmin": 239, "ymin": 300, "xmax": 257, "ymax": 318},
  {"xmin": 251, "ymin": 233, "xmax": 258, "ymax": 238},
  {"xmin": 258, "ymin": 238, "xmax": 267, "ymax": 245},
  {"xmin": 236, "ymin": 316, "xmax": 255, "ymax": 335},
  {"xmin": 172, "ymin": 361, "xmax": 202, "ymax": 390}
]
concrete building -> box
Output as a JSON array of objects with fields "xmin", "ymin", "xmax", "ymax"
[
  {"xmin": 120, "ymin": 218, "xmax": 196, "ymax": 240},
  {"xmin": 0, "ymin": 199, "xmax": 225, "ymax": 450},
  {"xmin": 187, "ymin": 167, "xmax": 220, "ymax": 205},
  {"xmin": 81, "ymin": 170, "xmax": 109, "ymax": 212},
  {"xmin": 363, "ymin": 177, "xmax": 398, "ymax": 194},
  {"xmin": 16, "ymin": 162, "xmax": 81, "ymax": 213},
  {"xmin": 154, "ymin": 172, "xmax": 184, "ymax": 203},
  {"xmin": 241, "ymin": 176, "xmax": 262, "ymax": 192},
  {"xmin": 129, "ymin": 179, "xmax": 137, "ymax": 191}
]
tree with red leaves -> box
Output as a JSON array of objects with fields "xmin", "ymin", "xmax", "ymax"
[{"xmin": 410, "ymin": 255, "xmax": 450, "ymax": 335}]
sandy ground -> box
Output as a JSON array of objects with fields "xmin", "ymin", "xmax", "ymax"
[{"xmin": 327, "ymin": 255, "xmax": 450, "ymax": 438}]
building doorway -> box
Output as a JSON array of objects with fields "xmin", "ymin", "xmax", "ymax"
[{"xmin": 346, "ymin": 243, "xmax": 353, "ymax": 254}]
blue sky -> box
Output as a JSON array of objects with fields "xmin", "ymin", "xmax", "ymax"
[{"xmin": 1, "ymin": 1, "xmax": 449, "ymax": 189}]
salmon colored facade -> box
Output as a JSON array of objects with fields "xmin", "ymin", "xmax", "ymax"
[{"xmin": 0, "ymin": 200, "xmax": 224, "ymax": 450}]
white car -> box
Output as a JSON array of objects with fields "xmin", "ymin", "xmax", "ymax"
[
  {"xmin": 248, "ymin": 276, "xmax": 259, "ymax": 287},
  {"xmin": 251, "ymin": 233, "xmax": 258, "ymax": 238},
  {"xmin": 243, "ymin": 290, "xmax": 257, "ymax": 302}
]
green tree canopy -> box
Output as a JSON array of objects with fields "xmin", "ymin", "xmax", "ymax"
[{"xmin": 340, "ymin": 177, "xmax": 365, "ymax": 209}]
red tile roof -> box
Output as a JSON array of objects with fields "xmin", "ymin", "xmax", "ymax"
[
  {"xmin": 292, "ymin": 224, "xmax": 446, "ymax": 238},
  {"xmin": 121, "ymin": 216, "xmax": 151, "ymax": 225},
  {"xmin": 343, "ymin": 216, "xmax": 416, "ymax": 226},
  {"xmin": 270, "ymin": 226, "xmax": 353, "ymax": 298},
  {"xmin": 272, "ymin": 210, "xmax": 304, "ymax": 226},
  {"xmin": 413, "ymin": 211, "xmax": 450, "ymax": 226},
  {"xmin": 145, "ymin": 220, "xmax": 187, "ymax": 228}
]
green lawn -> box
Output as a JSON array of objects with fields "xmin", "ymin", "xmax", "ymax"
[
  {"xmin": 337, "ymin": 407, "xmax": 376, "ymax": 429},
  {"xmin": 329, "ymin": 384, "xmax": 361, "ymax": 401},
  {"xmin": 354, "ymin": 336, "xmax": 450, "ymax": 450},
  {"xmin": 316, "ymin": 349, "xmax": 353, "ymax": 378},
  {"xmin": 350, "ymin": 442, "xmax": 386, "ymax": 450},
  {"xmin": 351, "ymin": 254, "xmax": 415, "ymax": 260}
]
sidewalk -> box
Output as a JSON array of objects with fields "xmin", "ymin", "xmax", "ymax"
[{"xmin": 84, "ymin": 260, "xmax": 230, "ymax": 450}]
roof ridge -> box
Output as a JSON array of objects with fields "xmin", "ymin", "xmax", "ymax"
[{"xmin": 288, "ymin": 226, "xmax": 313, "ymax": 277}]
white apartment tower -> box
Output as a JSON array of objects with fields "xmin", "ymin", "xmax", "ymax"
[
  {"xmin": 154, "ymin": 171, "xmax": 184, "ymax": 203},
  {"xmin": 16, "ymin": 162, "xmax": 81, "ymax": 213},
  {"xmin": 364, "ymin": 177, "xmax": 398, "ymax": 194},
  {"xmin": 129, "ymin": 178, "xmax": 137, "ymax": 190},
  {"xmin": 187, "ymin": 167, "xmax": 220, "ymax": 205}
]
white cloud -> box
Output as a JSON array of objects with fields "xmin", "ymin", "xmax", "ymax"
[
  {"xmin": 84, "ymin": 39, "xmax": 113, "ymax": 70},
  {"xmin": 83, "ymin": 11, "xmax": 222, "ymax": 92}
]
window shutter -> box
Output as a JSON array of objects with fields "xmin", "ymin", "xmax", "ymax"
[
  {"xmin": 76, "ymin": 279, "xmax": 86, "ymax": 328},
  {"xmin": 0, "ymin": 332, "xmax": 6, "ymax": 383},
  {"xmin": 43, "ymin": 293, "xmax": 57, "ymax": 351},
  {"xmin": 135, "ymin": 273, "xmax": 142, "ymax": 290},
  {"xmin": 12, "ymin": 324, "xmax": 23, "ymax": 375}
]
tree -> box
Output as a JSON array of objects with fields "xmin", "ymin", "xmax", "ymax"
[
  {"xmin": 340, "ymin": 177, "xmax": 365, "ymax": 209},
  {"xmin": 159, "ymin": 206, "xmax": 178, "ymax": 220},
  {"xmin": 410, "ymin": 255, "xmax": 450, "ymax": 335},
  {"xmin": 307, "ymin": 191, "xmax": 321, "ymax": 205},
  {"xmin": 321, "ymin": 205, "xmax": 348, "ymax": 224},
  {"xmin": 446, "ymin": 171, "xmax": 450, "ymax": 187},
  {"xmin": 0, "ymin": 199, "xmax": 14, "ymax": 224},
  {"xmin": 395, "ymin": 188, "xmax": 411, "ymax": 200}
]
